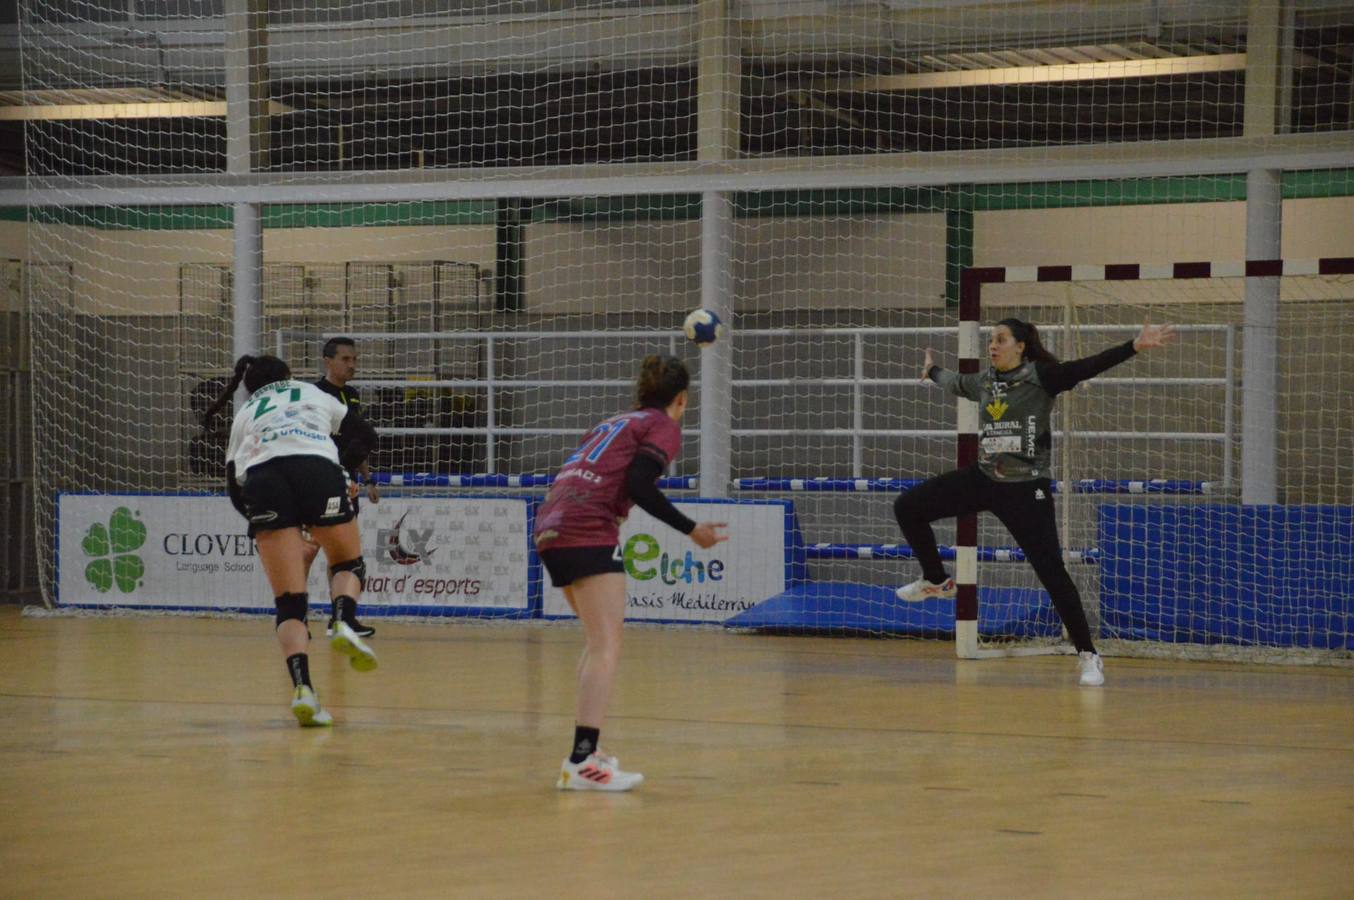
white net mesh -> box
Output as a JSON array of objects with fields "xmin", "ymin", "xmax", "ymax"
[
  {"xmin": 8, "ymin": 2, "xmax": 1353, "ymax": 659},
  {"xmin": 975, "ymin": 272, "xmax": 1354, "ymax": 661}
]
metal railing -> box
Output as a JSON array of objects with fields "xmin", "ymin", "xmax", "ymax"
[{"xmin": 279, "ymin": 324, "xmax": 1235, "ymax": 483}]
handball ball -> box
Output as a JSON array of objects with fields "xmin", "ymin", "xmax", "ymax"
[{"xmin": 683, "ymin": 308, "xmax": 724, "ymax": 345}]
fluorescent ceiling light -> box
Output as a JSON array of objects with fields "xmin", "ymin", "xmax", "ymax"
[
  {"xmin": 0, "ymin": 100, "xmax": 291, "ymax": 120},
  {"xmin": 824, "ymin": 52, "xmax": 1247, "ymax": 91}
]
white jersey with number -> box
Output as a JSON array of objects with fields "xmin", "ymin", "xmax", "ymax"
[{"xmin": 226, "ymin": 379, "xmax": 349, "ymax": 478}]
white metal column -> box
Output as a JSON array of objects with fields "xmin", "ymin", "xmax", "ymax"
[
  {"xmin": 699, "ymin": 192, "xmax": 733, "ymax": 497},
  {"xmin": 1240, "ymin": 0, "xmax": 1288, "ymax": 505},
  {"xmin": 226, "ymin": 0, "xmax": 266, "ymax": 404},
  {"xmin": 696, "ymin": 0, "xmax": 738, "ymax": 498}
]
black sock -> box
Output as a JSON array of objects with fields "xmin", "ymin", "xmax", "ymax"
[
  {"xmin": 333, "ymin": 595, "xmax": 357, "ymax": 624},
  {"xmin": 569, "ymin": 726, "xmax": 601, "ymax": 764},
  {"xmin": 286, "ymin": 653, "xmax": 311, "ymax": 688}
]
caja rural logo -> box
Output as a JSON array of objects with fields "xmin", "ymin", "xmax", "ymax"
[
  {"xmin": 80, "ymin": 506, "xmax": 146, "ymax": 593},
  {"xmin": 622, "ymin": 533, "xmax": 726, "ymax": 585}
]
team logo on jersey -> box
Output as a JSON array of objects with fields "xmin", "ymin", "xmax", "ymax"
[
  {"xmin": 383, "ymin": 510, "xmax": 438, "ymax": 565},
  {"xmin": 985, "ymin": 398, "xmax": 1010, "ymax": 420},
  {"xmin": 1034, "ymin": 488, "xmax": 1047, "ymax": 500}
]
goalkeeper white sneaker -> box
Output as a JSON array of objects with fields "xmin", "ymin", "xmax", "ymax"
[
  {"xmin": 556, "ymin": 753, "xmax": 644, "ymax": 792},
  {"xmin": 1078, "ymin": 651, "xmax": 1105, "ymax": 687},
  {"xmin": 895, "ymin": 576, "xmax": 957, "ymax": 602},
  {"xmin": 330, "ymin": 620, "xmax": 379, "ymax": 672},
  {"xmin": 290, "ymin": 685, "xmax": 333, "ymax": 727}
]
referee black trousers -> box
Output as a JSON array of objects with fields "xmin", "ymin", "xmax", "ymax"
[{"xmin": 893, "ymin": 465, "xmax": 1096, "ymax": 653}]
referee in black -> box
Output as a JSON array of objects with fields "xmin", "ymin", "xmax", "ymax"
[{"xmin": 308, "ymin": 336, "xmax": 379, "ymax": 638}]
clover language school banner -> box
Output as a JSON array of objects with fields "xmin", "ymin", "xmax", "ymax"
[{"xmin": 57, "ymin": 494, "xmax": 530, "ymax": 612}]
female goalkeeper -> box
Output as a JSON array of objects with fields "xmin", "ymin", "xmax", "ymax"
[{"xmin": 893, "ymin": 319, "xmax": 1176, "ymax": 686}]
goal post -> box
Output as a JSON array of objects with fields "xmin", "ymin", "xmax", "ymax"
[{"xmin": 956, "ymin": 257, "xmax": 1354, "ymax": 662}]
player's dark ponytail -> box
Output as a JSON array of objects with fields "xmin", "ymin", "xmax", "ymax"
[
  {"xmin": 242, "ymin": 354, "xmax": 291, "ymax": 393},
  {"xmin": 201, "ymin": 355, "xmax": 253, "ymax": 431},
  {"xmin": 201, "ymin": 354, "xmax": 293, "ymax": 431},
  {"xmin": 997, "ymin": 318, "xmax": 1059, "ymax": 365},
  {"xmin": 635, "ymin": 355, "xmax": 690, "ymax": 409}
]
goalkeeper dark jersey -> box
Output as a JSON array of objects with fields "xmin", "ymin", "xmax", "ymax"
[{"xmin": 929, "ymin": 340, "xmax": 1138, "ymax": 482}]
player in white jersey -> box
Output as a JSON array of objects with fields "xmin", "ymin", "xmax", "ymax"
[{"xmin": 203, "ymin": 354, "xmax": 379, "ymax": 726}]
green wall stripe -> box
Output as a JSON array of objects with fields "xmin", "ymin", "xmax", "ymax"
[
  {"xmin": 2, "ymin": 201, "xmax": 499, "ymax": 229},
  {"xmin": 0, "ymin": 169, "xmax": 1350, "ymax": 228}
]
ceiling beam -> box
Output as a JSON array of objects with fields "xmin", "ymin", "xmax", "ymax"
[{"xmin": 2, "ymin": 132, "xmax": 1350, "ymax": 207}]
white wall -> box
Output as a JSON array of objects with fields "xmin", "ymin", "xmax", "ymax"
[
  {"xmin": 526, "ymin": 219, "xmax": 700, "ymax": 315},
  {"xmin": 735, "ymin": 213, "xmax": 947, "ymax": 310},
  {"xmin": 977, "ymin": 197, "xmax": 1354, "ymax": 306},
  {"xmin": 269, "ymin": 225, "xmax": 496, "ymax": 267},
  {"xmin": 524, "ymin": 213, "xmax": 948, "ymax": 314},
  {"xmin": 7, "ymin": 223, "xmax": 496, "ymax": 315},
  {"xmin": 0, "ymin": 221, "xmax": 29, "ymax": 263},
  {"xmin": 2, "ymin": 197, "xmax": 1351, "ymax": 315}
]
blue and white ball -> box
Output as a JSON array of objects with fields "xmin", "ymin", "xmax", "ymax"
[{"xmin": 682, "ymin": 308, "xmax": 724, "ymax": 345}]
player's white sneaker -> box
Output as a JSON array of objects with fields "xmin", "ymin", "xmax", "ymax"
[
  {"xmin": 1078, "ymin": 651, "xmax": 1105, "ymax": 687},
  {"xmin": 895, "ymin": 576, "xmax": 957, "ymax": 602},
  {"xmin": 330, "ymin": 620, "xmax": 379, "ymax": 672},
  {"xmin": 556, "ymin": 753, "xmax": 644, "ymax": 792},
  {"xmin": 291, "ymin": 685, "xmax": 333, "ymax": 727}
]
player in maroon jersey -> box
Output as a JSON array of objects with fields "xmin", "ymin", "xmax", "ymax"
[{"xmin": 536, "ymin": 355, "xmax": 727, "ymax": 791}]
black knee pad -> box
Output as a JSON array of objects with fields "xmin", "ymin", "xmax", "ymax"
[
  {"xmin": 330, "ymin": 556, "xmax": 367, "ymax": 591},
  {"xmin": 275, "ymin": 591, "xmax": 310, "ymax": 627}
]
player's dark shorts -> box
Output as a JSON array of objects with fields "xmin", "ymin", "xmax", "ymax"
[
  {"xmin": 241, "ymin": 455, "xmax": 354, "ymax": 538},
  {"xmin": 538, "ymin": 545, "xmax": 624, "ymax": 587}
]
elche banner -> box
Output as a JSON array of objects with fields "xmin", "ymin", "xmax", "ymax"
[
  {"xmin": 57, "ymin": 494, "xmax": 530, "ymax": 611},
  {"xmin": 541, "ymin": 500, "xmax": 787, "ymax": 623}
]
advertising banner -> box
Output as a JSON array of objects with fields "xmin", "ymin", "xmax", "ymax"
[
  {"xmin": 541, "ymin": 500, "xmax": 788, "ymax": 623},
  {"xmin": 57, "ymin": 494, "xmax": 530, "ymax": 612}
]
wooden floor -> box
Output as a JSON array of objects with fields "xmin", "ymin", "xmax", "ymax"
[{"xmin": 2, "ymin": 605, "xmax": 1352, "ymax": 899}]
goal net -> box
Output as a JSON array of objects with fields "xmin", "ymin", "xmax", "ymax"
[
  {"xmin": 965, "ymin": 262, "xmax": 1354, "ymax": 662},
  {"xmin": 9, "ymin": 2, "xmax": 1353, "ymax": 662}
]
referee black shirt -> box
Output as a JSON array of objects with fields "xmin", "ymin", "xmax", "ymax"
[{"xmin": 314, "ymin": 376, "xmax": 377, "ymax": 478}]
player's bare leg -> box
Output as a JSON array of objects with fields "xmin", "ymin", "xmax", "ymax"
[
  {"xmin": 313, "ymin": 519, "xmax": 377, "ymax": 672},
  {"xmin": 256, "ymin": 527, "xmax": 331, "ymax": 726},
  {"xmin": 557, "ymin": 573, "xmax": 642, "ymax": 791},
  {"xmin": 324, "ymin": 486, "xmax": 375, "ymax": 638}
]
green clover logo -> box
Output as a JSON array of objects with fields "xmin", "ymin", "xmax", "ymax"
[{"xmin": 81, "ymin": 506, "xmax": 146, "ymax": 593}]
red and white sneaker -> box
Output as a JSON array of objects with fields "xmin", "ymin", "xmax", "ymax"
[
  {"xmin": 895, "ymin": 576, "xmax": 957, "ymax": 602},
  {"xmin": 556, "ymin": 753, "xmax": 644, "ymax": 792}
]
